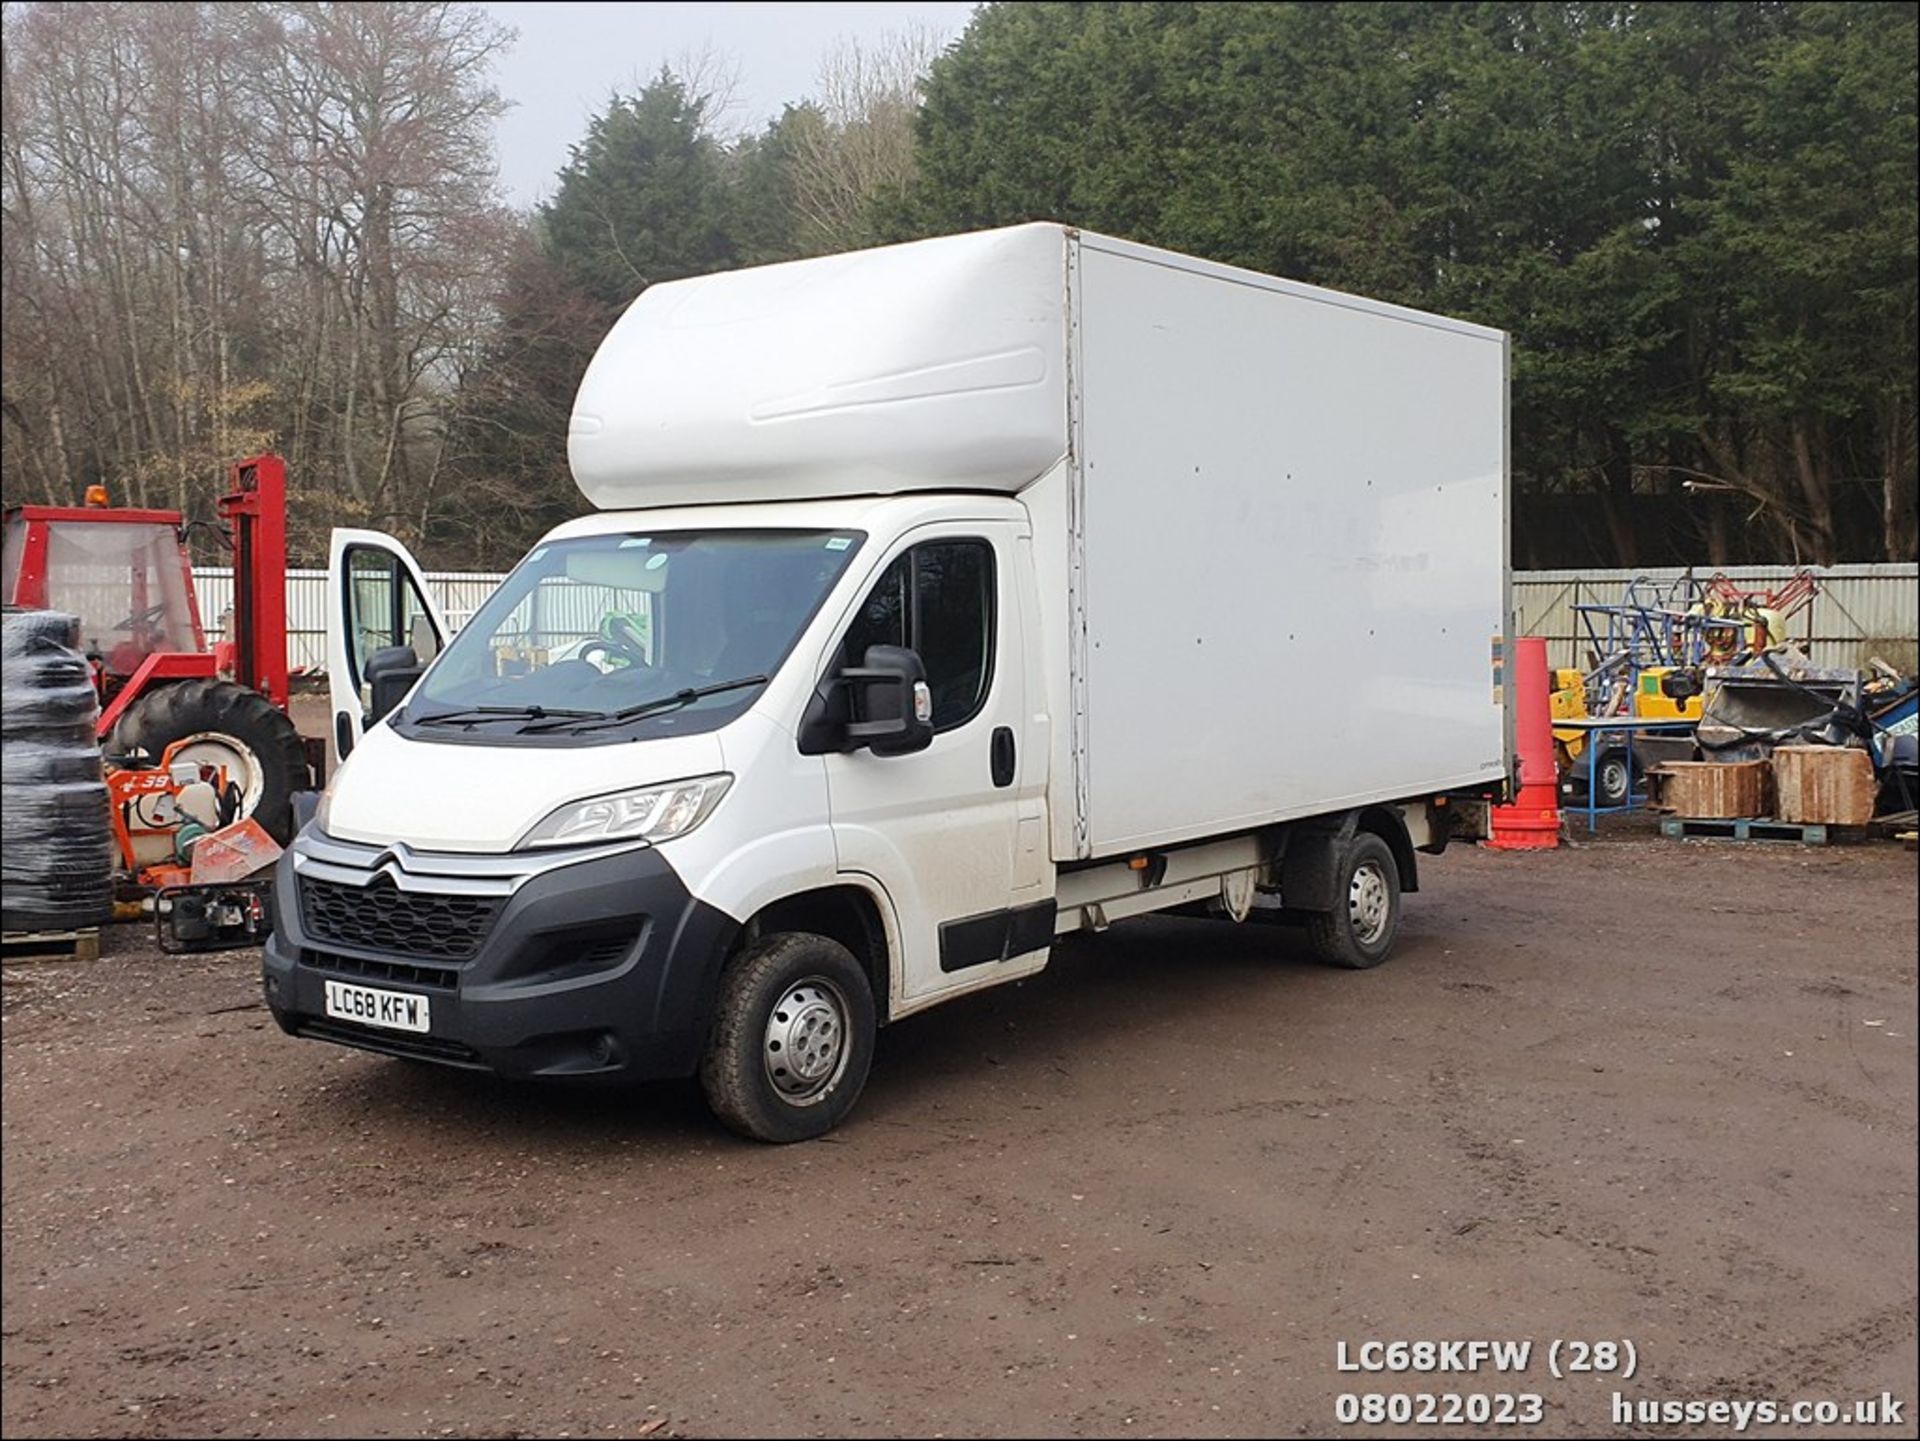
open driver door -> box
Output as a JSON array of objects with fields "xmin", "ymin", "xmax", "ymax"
[{"xmin": 325, "ymin": 529, "xmax": 448, "ymax": 766}]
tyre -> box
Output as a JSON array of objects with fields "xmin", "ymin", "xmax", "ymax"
[
  {"xmin": 1, "ymin": 744, "xmax": 104, "ymax": 786},
  {"xmin": 0, "ymin": 780, "xmax": 113, "ymax": 931},
  {"xmin": 1, "ymin": 680, "xmax": 98, "ymax": 728},
  {"xmin": 1591, "ymin": 747, "xmax": 1632, "ymax": 809},
  {"xmin": 1305, "ymin": 831, "xmax": 1402, "ymax": 970},
  {"xmin": 107, "ymin": 679, "xmax": 309, "ymax": 843},
  {"xmin": 0, "ymin": 780, "xmax": 111, "ymax": 826},
  {"xmin": 1, "ymin": 608, "xmax": 81, "ymax": 653},
  {"xmin": 699, "ymin": 932, "xmax": 877, "ymax": 1143}
]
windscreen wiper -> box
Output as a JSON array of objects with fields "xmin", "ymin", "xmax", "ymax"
[
  {"xmin": 516, "ymin": 675, "xmax": 772, "ymax": 734},
  {"xmin": 411, "ymin": 703, "xmax": 599, "ymax": 728}
]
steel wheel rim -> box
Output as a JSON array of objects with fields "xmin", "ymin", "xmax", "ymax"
[
  {"xmin": 1599, "ymin": 756, "xmax": 1629, "ymax": 800},
  {"xmin": 170, "ymin": 731, "xmax": 265, "ymax": 815},
  {"xmin": 1348, "ymin": 859, "xmax": 1391, "ymax": 946},
  {"xmin": 763, "ymin": 976, "xmax": 851, "ymax": 1105}
]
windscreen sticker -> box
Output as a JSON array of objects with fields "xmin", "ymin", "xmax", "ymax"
[
  {"xmin": 618, "ymin": 537, "xmax": 651, "ymax": 549},
  {"xmin": 645, "ymin": 552, "xmax": 669, "ymax": 570},
  {"xmin": 825, "ymin": 536, "xmax": 852, "ymax": 551}
]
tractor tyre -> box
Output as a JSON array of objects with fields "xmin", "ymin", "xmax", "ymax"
[{"xmin": 108, "ymin": 679, "xmax": 309, "ymax": 843}]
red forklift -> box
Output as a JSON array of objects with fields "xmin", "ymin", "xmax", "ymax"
[{"xmin": 3, "ymin": 455, "xmax": 314, "ymax": 944}]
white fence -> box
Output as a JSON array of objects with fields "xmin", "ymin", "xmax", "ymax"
[
  {"xmin": 193, "ymin": 568, "xmax": 502, "ymax": 673},
  {"xmin": 195, "ymin": 562, "xmax": 1919, "ymax": 677}
]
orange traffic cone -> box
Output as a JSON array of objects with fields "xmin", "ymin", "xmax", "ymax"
[{"xmin": 1487, "ymin": 635, "xmax": 1561, "ymax": 850}]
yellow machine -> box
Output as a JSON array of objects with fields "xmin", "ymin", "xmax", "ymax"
[{"xmin": 1551, "ymin": 666, "xmax": 1703, "ymax": 806}]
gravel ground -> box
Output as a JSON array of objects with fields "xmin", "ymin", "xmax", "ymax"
[{"xmin": 3, "ymin": 832, "xmax": 1915, "ymax": 1439}]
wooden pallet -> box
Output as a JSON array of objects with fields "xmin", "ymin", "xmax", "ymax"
[
  {"xmin": 1659, "ymin": 817, "xmax": 1830, "ymax": 845},
  {"xmin": 1, "ymin": 928, "xmax": 102, "ymax": 965},
  {"xmin": 1869, "ymin": 809, "xmax": 1917, "ymax": 838}
]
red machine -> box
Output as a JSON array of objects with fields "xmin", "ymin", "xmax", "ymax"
[
  {"xmin": 1701, "ymin": 568, "xmax": 1820, "ymax": 659},
  {"xmin": 2, "ymin": 455, "xmax": 312, "ymax": 871}
]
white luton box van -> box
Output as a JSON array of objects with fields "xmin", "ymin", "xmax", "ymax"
[{"xmin": 266, "ymin": 223, "xmax": 1512, "ymax": 1141}]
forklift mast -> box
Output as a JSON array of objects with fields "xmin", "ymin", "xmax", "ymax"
[{"xmin": 216, "ymin": 455, "xmax": 289, "ymax": 712}]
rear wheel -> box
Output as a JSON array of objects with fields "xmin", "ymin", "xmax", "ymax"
[
  {"xmin": 700, "ymin": 932, "xmax": 876, "ymax": 1143},
  {"xmin": 107, "ymin": 679, "xmax": 309, "ymax": 843},
  {"xmin": 1304, "ymin": 832, "xmax": 1402, "ymax": 970}
]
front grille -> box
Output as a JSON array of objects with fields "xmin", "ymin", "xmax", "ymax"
[
  {"xmin": 299, "ymin": 875, "xmax": 501, "ymax": 961},
  {"xmin": 302, "ymin": 947, "xmax": 459, "ymax": 992},
  {"xmin": 296, "ymin": 1018, "xmax": 484, "ymax": 1068}
]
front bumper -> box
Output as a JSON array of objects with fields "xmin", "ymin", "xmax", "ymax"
[{"xmin": 262, "ymin": 831, "xmax": 737, "ymax": 1082}]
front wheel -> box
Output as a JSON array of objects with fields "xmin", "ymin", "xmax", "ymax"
[
  {"xmin": 1305, "ymin": 832, "xmax": 1402, "ymax": 970},
  {"xmin": 700, "ymin": 932, "xmax": 877, "ymax": 1143}
]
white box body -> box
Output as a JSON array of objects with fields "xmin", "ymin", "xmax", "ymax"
[{"xmin": 571, "ymin": 223, "xmax": 1511, "ymax": 861}]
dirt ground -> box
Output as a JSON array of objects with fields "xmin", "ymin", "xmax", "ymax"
[{"xmin": 3, "ymin": 832, "xmax": 1915, "ymax": 1440}]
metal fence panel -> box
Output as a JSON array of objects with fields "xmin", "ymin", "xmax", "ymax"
[{"xmin": 1512, "ymin": 564, "xmax": 1917, "ymax": 672}]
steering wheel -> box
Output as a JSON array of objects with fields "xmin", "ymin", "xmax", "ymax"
[
  {"xmin": 576, "ymin": 639, "xmax": 634, "ymax": 671},
  {"xmin": 113, "ymin": 601, "xmax": 169, "ymax": 631},
  {"xmin": 581, "ymin": 614, "xmax": 651, "ymax": 669},
  {"xmin": 604, "ymin": 612, "xmax": 650, "ymax": 661}
]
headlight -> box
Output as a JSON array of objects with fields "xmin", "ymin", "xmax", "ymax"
[{"xmin": 517, "ymin": 773, "xmax": 733, "ymax": 850}]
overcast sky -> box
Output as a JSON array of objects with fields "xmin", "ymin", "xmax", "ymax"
[{"xmin": 482, "ymin": 1, "xmax": 980, "ymax": 208}]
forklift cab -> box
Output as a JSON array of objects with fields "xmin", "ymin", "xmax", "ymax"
[{"xmin": 1, "ymin": 503, "xmax": 207, "ymax": 691}]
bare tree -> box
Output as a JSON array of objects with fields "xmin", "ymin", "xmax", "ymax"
[
  {"xmin": 241, "ymin": 2, "xmax": 513, "ymax": 532},
  {"xmin": 787, "ymin": 25, "xmax": 945, "ymax": 253},
  {"xmin": 670, "ymin": 41, "xmax": 745, "ymax": 139},
  {"xmin": 0, "ymin": 1, "xmax": 514, "ymax": 556}
]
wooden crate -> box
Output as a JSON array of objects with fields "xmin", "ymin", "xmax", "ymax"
[
  {"xmin": 1771, "ymin": 745, "xmax": 1876, "ymax": 826},
  {"xmin": 1647, "ymin": 760, "xmax": 1771, "ymax": 819}
]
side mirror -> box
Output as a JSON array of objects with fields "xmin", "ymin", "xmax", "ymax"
[
  {"xmin": 364, "ymin": 644, "xmax": 424, "ymax": 724},
  {"xmin": 843, "ymin": 644, "xmax": 934, "ymax": 756}
]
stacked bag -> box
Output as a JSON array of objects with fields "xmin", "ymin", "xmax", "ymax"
[{"xmin": 2, "ymin": 609, "xmax": 115, "ymax": 932}]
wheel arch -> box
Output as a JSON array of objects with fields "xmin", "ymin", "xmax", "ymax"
[
  {"xmin": 1354, "ymin": 805, "xmax": 1419, "ymax": 896},
  {"xmin": 1277, "ymin": 805, "xmax": 1419, "ymax": 910},
  {"xmin": 739, "ymin": 882, "xmax": 894, "ymax": 1024}
]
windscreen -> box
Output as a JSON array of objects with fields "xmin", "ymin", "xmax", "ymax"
[
  {"xmin": 404, "ymin": 529, "xmax": 864, "ymax": 738},
  {"xmin": 43, "ymin": 521, "xmax": 200, "ymax": 672}
]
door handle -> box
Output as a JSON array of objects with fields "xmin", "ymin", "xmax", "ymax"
[{"xmin": 990, "ymin": 726, "xmax": 1015, "ymax": 788}]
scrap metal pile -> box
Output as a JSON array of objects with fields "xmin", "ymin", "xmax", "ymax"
[{"xmin": 1551, "ymin": 569, "xmax": 1917, "ymax": 833}]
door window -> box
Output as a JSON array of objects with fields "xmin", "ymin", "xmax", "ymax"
[
  {"xmin": 344, "ymin": 545, "xmax": 438, "ymax": 696},
  {"xmin": 843, "ymin": 540, "xmax": 995, "ymax": 731}
]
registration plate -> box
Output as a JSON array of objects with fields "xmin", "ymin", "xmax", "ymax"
[{"xmin": 323, "ymin": 979, "xmax": 431, "ymax": 1034}]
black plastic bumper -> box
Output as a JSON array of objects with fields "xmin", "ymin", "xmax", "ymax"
[{"xmin": 262, "ymin": 839, "xmax": 737, "ymax": 1082}]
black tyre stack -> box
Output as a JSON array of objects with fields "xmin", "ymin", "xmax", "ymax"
[{"xmin": 2, "ymin": 609, "xmax": 115, "ymax": 933}]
